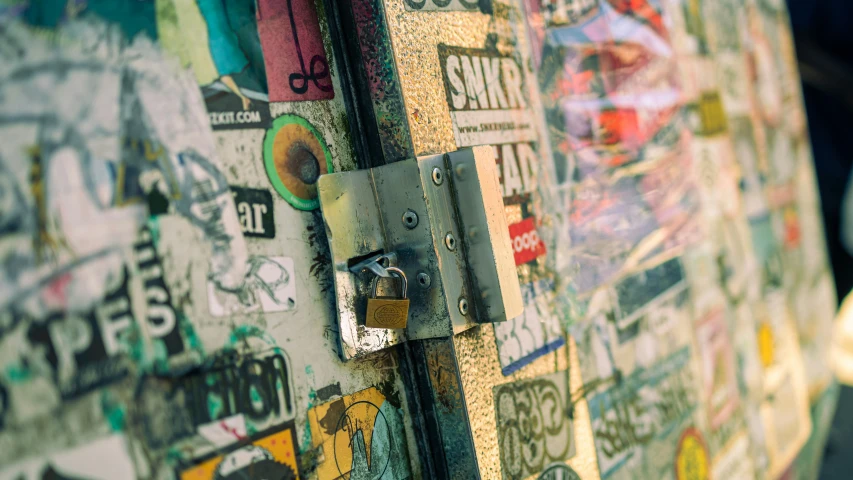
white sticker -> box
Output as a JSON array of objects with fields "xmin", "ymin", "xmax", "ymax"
[
  {"xmin": 494, "ymin": 280, "xmax": 565, "ymax": 375},
  {"xmin": 0, "ymin": 434, "xmax": 136, "ymax": 479},
  {"xmin": 438, "ymin": 44, "xmax": 536, "ymax": 147},
  {"xmin": 197, "ymin": 414, "xmax": 249, "ymax": 448},
  {"xmin": 208, "ymin": 256, "xmax": 297, "ymax": 316}
]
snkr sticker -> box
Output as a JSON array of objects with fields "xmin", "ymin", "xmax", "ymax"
[{"xmin": 437, "ymin": 44, "xmax": 536, "ymax": 147}]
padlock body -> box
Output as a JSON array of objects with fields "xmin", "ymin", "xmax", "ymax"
[{"xmin": 366, "ymin": 297, "xmax": 410, "ymax": 329}]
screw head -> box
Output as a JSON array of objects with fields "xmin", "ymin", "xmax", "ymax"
[
  {"xmin": 402, "ymin": 210, "xmax": 419, "ymax": 229},
  {"xmin": 444, "ymin": 233, "xmax": 457, "ymax": 251},
  {"xmin": 432, "ymin": 167, "xmax": 444, "ymax": 185},
  {"xmin": 458, "ymin": 297, "xmax": 469, "ymax": 315},
  {"xmin": 416, "ymin": 272, "xmax": 431, "ymax": 289}
]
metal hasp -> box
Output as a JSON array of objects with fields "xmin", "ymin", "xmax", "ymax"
[{"xmin": 317, "ymin": 146, "xmax": 523, "ymax": 360}]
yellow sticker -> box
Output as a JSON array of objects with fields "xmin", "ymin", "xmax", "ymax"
[
  {"xmin": 675, "ymin": 428, "xmax": 710, "ymax": 480},
  {"xmin": 308, "ymin": 386, "xmax": 410, "ymax": 480},
  {"xmin": 758, "ymin": 322, "xmax": 775, "ymax": 368}
]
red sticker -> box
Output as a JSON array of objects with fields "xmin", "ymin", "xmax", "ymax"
[
  {"xmin": 508, "ymin": 217, "xmax": 546, "ymax": 266},
  {"xmin": 258, "ymin": 0, "xmax": 335, "ymax": 102}
]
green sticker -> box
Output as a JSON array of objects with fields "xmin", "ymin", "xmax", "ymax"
[{"xmin": 263, "ymin": 114, "xmax": 333, "ymax": 211}]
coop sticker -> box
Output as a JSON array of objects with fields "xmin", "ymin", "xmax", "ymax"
[
  {"xmin": 509, "ymin": 217, "xmax": 547, "ymax": 265},
  {"xmin": 675, "ymin": 428, "xmax": 710, "ymax": 480}
]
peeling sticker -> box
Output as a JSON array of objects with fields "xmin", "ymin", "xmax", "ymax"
[
  {"xmin": 437, "ymin": 44, "xmax": 536, "ymax": 147},
  {"xmin": 137, "ymin": 349, "xmax": 295, "ymax": 451},
  {"xmin": 315, "ymin": 382, "xmax": 343, "ymax": 402}
]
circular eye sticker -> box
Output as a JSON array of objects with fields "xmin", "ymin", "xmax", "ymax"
[{"xmin": 263, "ymin": 114, "xmax": 333, "ymax": 211}]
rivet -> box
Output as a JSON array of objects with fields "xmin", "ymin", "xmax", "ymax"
[
  {"xmin": 455, "ymin": 164, "xmax": 467, "ymax": 179},
  {"xmin": 445, "ymin": 233, "xmax": 457, "ymax": 251},
  {"xmin": 468, "ymin": 227, "xmax": 479, "ymax": 242},
  {"xmin": 432, "ymin": 167, "xmax": 444, "ymax": 186},
  {"xmin": 416, "ymin": 272, "xmax": 431, "ymax": 289},
  {"xmin": 458, "ymin": 297, "xmax": 469, "ymax": 315}
]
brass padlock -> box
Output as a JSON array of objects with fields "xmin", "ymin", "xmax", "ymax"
[{"xmin": 365, "ymin": 267, "xmax": 410, "ymax": 329}]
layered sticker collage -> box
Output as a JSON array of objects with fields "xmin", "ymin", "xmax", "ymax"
[{"xmin": 0, "ymin": 0, "xmax": 839, "ymax": 479}]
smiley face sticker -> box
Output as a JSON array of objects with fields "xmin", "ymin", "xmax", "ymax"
[{"xmin": 263, "ymin": 114, "xmax": 333, "ymax": 210}]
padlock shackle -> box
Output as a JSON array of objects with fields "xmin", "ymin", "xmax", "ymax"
[{"xmin": 371, "ymin": 267, "xmax": 408, "ymax": 298}]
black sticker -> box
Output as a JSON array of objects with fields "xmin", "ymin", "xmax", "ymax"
[
  {"xmin": 231, "ymin": 186, "xmax": 275, "ymax": 239},
  {"xmin": 25, "ymin": 268, "xmax": 133, "ymax": 400},
  {"xmin": 205, "ymin": 88, "xmax": 273, "ymax": 130}
]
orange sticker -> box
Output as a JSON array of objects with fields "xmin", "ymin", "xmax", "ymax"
[
  {"xmin": 758, "ymin": 322, "xmax": 775, "ymax": 368},
  {"xmin": 178, "ymin": 424, "xmax": 300, "ymax": 480},
  {"xmin": 675, "ymin": 428, "xmax": 710, "ymax": 480}
]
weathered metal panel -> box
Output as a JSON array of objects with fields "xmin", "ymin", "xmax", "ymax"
[
  {"xmin": 0, "ymin": 4, "xmax": 424, "ymax": 479},
  {"xmin": 0, "ymin": 0, "xmax": 839, "ymax": 478}
]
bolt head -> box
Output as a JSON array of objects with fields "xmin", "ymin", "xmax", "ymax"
[
  {"xmin": 416, "ymin": 272, "xmax": 431, "ymax": 289},
  {"xmin": 402, "ymin": 210, "xmax": 419, "ymax": 229}
]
